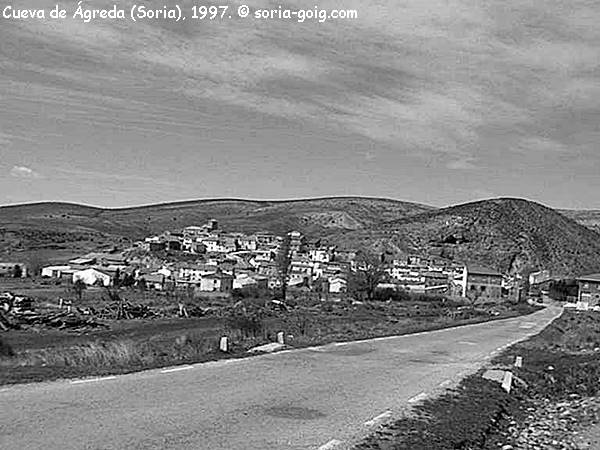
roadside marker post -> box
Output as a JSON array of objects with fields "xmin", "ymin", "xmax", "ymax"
[
  {"xmin": 277, "ymin": 332, "xmax": 285, "ymax": 345},
  {"xmin": 219, "ymin": 336, "xmax": 228, "ymax": 352},
  {"xmin": 515, "ymin": 356, "xmax": 523, "ymax": 368},
  {"xmin": 502, "ymin": 371, "xmax": 513, "ymax": 393}
]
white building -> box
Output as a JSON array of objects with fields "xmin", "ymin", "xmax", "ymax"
[
  {"xmin": 199, "ymin": 273, "xmax": 233, "ymax": 293},
  {"xmin": 309, "ymin": 248, "xmax": 332, "ymax": 263},
  {"xmin": 328, "ymin": 277, "xmax": 347, "ymax": 293},
  {"xmin": 233, "ymin": 273, "xmax": 269, "ymax": 290},
  {"xmin": 41, "ymin": 265, "xmax": 72, "ymax": 278},
  {"xmin": 178, "ymin": 265, "xmax": 216, "ymax": 282},
  {"xmin": 238, "ymin": 236, "xmax": 258, "ymax": 251},
  {"xmin": 72, "ymin": 268, "xmax": 112, "ymax": 287}
]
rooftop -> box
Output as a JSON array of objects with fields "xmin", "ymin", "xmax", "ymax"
[
  {"xmin": 466, "ymin": 265, "xmax": 503, "ymax": 277},
  {"xmin": 579, "ymin": 273, "xmax": 600, "ymax": 282}
]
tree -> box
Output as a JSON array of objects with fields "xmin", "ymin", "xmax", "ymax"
[
  {"xmin": 120, "ymin": 272, "xmax": 135, "ymax": 288},
  {"xmin": 349, "ymin": 251, "xmax": 387, "ymax": 301},
  {"xmin": 72, "ymin": 279, "xmax": 87, "ymax": 301},
  {"xmin": 26, "ymin": 251, "xmax": 47, "ymax": 278},
  {"xmin": 137, "ymin": 278, "xmax": 147, "ymax": 292},
  {"xmin": 113, "ymin": 268, "xmax": 121, "ymax": 287},
  {"xmin": 465, "ymin": 287, "xmax": 482, "ymax": 309},
  {"xmin": 276, "ymin": 234, "xmax": 292, "ymax": 300},
  {"xmin": 12, "ymin": 265, "xmax": 22, "ymax": 278}
]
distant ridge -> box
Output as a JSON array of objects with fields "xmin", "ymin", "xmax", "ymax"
[
  {"xmin": 0, "ymin": 196, "xmax": 432, "ymax": 264},
  {"xmin": 0, "ymin": 196, "xmax": 598, "ymax": 276},
  {"xmin": 0, "ymin": 196, "xmax": 433, "ymax": 212}
]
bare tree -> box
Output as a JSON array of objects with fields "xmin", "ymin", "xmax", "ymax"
[
  {"xmin": 72, "ymin": 279, "xmax": 87, "ymax": 301},
  {"xmin": 349, "ymin": 251, "xmax": 387, "ymax": 301},
  {"xmin": 465, "ymin": 288, "xmax": 482, "ymax": 309}
]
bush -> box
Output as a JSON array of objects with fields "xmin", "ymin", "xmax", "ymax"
[
  {"xmin": 231, "ymin": 286, "xmax": 270, "ymax": 301},
  {"xmin": 0, "ymin": 337, "xmax": 15, "ymax": 358},
  {"xmin": 224, "ymin": 300, "xmax": 267, "ymax": 339}
]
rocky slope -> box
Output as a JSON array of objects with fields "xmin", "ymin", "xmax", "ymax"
[{"xmin": 339, "ymin": 198, "xmax": 600, "ymax": 276}]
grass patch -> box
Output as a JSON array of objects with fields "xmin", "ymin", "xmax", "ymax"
[{"xmin": 0, "ymin": 336, "xmax": 14, "ymax": 358}]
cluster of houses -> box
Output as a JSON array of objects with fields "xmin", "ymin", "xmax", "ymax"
[
  {"xmin": 9, "ymin": 217, "xmax": 600, "ymax": 304},
  {"xmin": 36, "ymin": 220, "xmax": 355, "ymax": 297},
  {"xmin": 138, "ymin": 223, "xmax": 357, "ymax": 295},
  {"xmin": 40, "ymin": 253, "xmax": 130, "ymax": 288},
  {"xmin": 0, "ymin": 262, "xmax": 27, "ymax": 278},
  {"xmin": 382, "ymin": 256, "xmax": 516, "ymax": 300},
  {"xmin": 30, "ymin": 219, "xmax": 517, "ymax": 301}
]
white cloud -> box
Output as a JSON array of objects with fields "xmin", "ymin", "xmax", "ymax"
[
  {"xmin": 10, "ymin": 166, "xmax": 41, "ymax": 179},
  {"xmin": 446, "ymin": 157, "xmax": 479, "ymax": 170},
  {"xmin": 511, "ymin": 137, "xmax": 567, "ymax": 155}
]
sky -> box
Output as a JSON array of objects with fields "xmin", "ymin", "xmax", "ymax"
[{"xmin": 0, "ymin": 0, "xmax": 599, "ymax": 209}]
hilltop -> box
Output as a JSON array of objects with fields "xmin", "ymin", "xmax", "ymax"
[{"xmin": 338, "ymin": 198, "xmax": 600, "ymax": 276}]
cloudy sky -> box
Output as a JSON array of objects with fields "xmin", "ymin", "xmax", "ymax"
[{"xmin": 0, "ymin": 0, "xmax": 599, "ymax": 208}]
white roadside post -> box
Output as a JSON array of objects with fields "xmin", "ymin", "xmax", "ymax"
[
  {"xmin": 219, "ymin": 336, "xmax": 228, "ymax": 352},
  {"xmin": 277, "ymin": 332, "xmax": 285, "ymax": 345},
  {"xmin": 502, "ymin": 371, "xmax": 513, "ymax": 393}
]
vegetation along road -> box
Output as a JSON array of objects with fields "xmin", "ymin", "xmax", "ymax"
[{"xmin": 0, "ymin": 304, "xmax": 561, "ymax": 450}]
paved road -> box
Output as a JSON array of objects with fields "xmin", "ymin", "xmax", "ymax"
[{"xmin": 0, "ymin": 306, "xmax": 561, "ymax": 450}]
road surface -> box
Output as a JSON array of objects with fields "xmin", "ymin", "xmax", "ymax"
[{"xmin": 0, "ymin": 306, "xmax": 561, "ymax": 450}]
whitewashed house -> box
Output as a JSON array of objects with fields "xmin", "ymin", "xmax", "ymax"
[
  {"xmin": 199, "ymin": 273, "xmax": 233, "ymax": 293},
  {"xmin": 73, "ymin": 268, "xmax": 112, "ymax": 287},
  {"xmin": 328, "ymin": 277, "xmax": 347, "ymax": 293},
  {"xmin": 41, "ymin": 265, "xmax": 72, "ymax": 278}
]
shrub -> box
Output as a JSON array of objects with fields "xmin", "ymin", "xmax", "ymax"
[
  {"xmin": 0, "ymin": 337, "xmax": 14, "ymax": 358},
  {"xmin": 231, "ymin": 286, "xmax": 270, "ymax": 300}
]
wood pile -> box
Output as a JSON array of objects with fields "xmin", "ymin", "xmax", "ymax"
[
  {"xmin": 97, "ymin": 301, "xmax": 160, "ymax": 320},
  {"xmin": 0, "ymin": 291, "xmax": 107, "ymax": 332},
  {"xmin": 0, "ymin": 309, "xmax": 107, "ymax": 331}
]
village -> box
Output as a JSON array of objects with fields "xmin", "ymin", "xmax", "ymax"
[{"xmin": 0, "ymin": 218, "xmax": 587, "ymax": 308}]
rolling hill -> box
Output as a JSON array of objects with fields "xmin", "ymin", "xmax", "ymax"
[
  {"xmin": 338, "ymin": 198, "xmax": 600, "ymax": 277},
  {"xmin": 1, "ymin": 196, "xmax": 598, "ymax": 277},
  {"xmin": 0, "ymin": 197, "xmax": 432, "ymax": 264}
]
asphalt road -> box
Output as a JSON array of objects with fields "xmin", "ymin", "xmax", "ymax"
[{"xmin": 0, "ymin": 306, "xmax": 561, "ymax": 450}]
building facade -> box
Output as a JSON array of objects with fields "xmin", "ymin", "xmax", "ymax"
[{"xmin": 577, "ymin": 274, "xmax": 600, "ymax": 306}]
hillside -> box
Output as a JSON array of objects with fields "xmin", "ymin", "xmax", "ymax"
[
  {"xmin": 0, "ymin": 197, "xmax": 432, "ymax": 264},
  {"xmin": 561, "ymin": 210, "xmax": 600, "ymax": 234},
  {"xmin": 2, "ymin": 197, "xmax": 599, "ymax": 277},
  {"xmin": 338, "ymin": 198, "xmax": 600, "ymax": 277}
]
